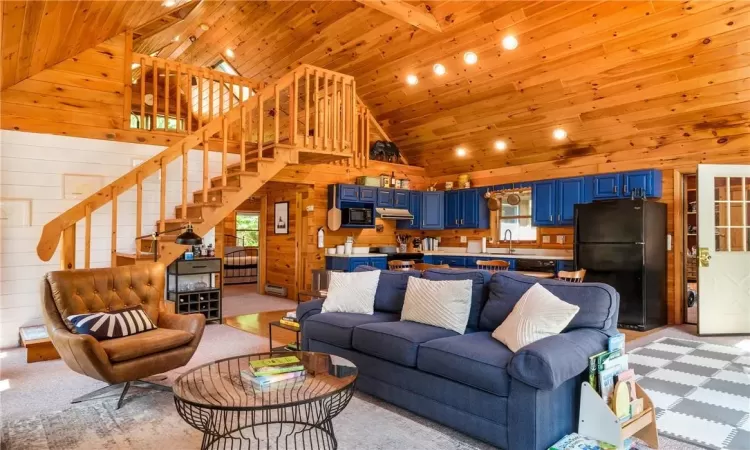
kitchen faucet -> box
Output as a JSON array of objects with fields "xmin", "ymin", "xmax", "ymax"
[{"xmin": 503, "ymin": 229, "xmax": 514, "ymax": 254}]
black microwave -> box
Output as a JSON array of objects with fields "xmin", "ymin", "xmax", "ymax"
[{"xmin": 343, "ymin": 207, "xmax": 372, "ymax": 225}]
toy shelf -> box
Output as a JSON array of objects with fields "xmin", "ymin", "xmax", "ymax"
[{"xmin": 578, "ymin": 382, "xmax": 658, "ymax": 449}]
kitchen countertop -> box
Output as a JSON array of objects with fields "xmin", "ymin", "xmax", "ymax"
[
  {"xmin": 422, "ymin": 251, "xmax": 574, "ymax": 261},
  {"xmin": 325, "ymin": 253, "xmax": 387, "ymax": 258}
]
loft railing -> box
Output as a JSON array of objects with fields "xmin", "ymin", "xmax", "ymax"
[{"xmin": 38, "ymin": 64, "xmax": 357, "ymax": 268}]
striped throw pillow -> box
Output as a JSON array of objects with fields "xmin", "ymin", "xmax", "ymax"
[{"xmin": 68, "ymin": 306, "xmax": 157, "ymax": 340}]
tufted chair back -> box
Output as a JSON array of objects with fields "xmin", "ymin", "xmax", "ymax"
[{"xmin": 44, "ymin": 263, "xmax": 165, "ymax": 331}]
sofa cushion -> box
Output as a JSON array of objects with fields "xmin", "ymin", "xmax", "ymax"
[
  {"xmin": 479, "ymin": 272, "xmax": 619, "ymax": 332},
  {"xmin": 418, "ymin": 332, "xmax": 514, "ymax": 397},
  {"xmin": 304, "ymin": 312, "xmax": 399, "ymax": 349},
  {"xmin": 422, "ymin": 269, "xmax": 492, "ymax": 330},
  {"xmin": 100, "ymin": 327, "xmax": 193, "ymax": 363},
  {"xmin": 352, "ymin": 321, "xmax": 457, "ymax": 367},
  {"xmin": 322, "ymin": 270, "xmax": 381, "ymax": 314},
  {"xmin": 355, "ymin": 266, "xmax": 421, "ymax": 313}
]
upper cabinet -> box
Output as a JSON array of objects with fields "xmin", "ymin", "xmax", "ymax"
[
  {"xmin": 589, "ymin": 170, "xmax": 662, "ymax": 200},
  {"xmin": 444, "ymin": 191, "xmax": 460, "ymax": 228},
  {"xmin": 421, "ymin": 191, "xmax": 445, "ymax": 230},
  {"xmin": 377, "ymin": 188, "xmax": 393, "ymax": 207},
  {"xmin": 556, "ymin": 177, "xmax": 586, "ymax": 225},
  {"xmin": 532, "ymin": 180, "xmax": 556, "ymax": 226},
  {"xmin": 393, "ymin": 190, "xmax": 409, "ymax": 209},
  {"xmin": 444, "ymin": 188, "xmax": 489, "ymax": 229},
  {"xmin": 397, "ymin": 191, "xmax": 422, "ymax": 230},
  {"xmin": 338, "ymin": 184, "xmax": 360, "ymax": 202},
  {"xmin": 359, "ymin": 186, "xmax": 378, "ymax": 203}
]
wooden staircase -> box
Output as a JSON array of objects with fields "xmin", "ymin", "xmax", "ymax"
[{"xmin": 36, "ymin": 62, "xmax": 360, "ymax": 269}]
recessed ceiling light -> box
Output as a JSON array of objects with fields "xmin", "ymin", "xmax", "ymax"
[
  {"xmin": 502, "ymin": 36, "xmax": 519, "ymax": 50},
  {"xmin": 199, "ymin": 23, "xmax": 210, "ymax": 31},
  {"xmin": 406, "ymin": 74, "xmax": 419, "ymax": 86},
  {"xmin": 494, "ymin": 140, "xmax": 507, "ymax": 151},
  {"xmin": 162, "ymin": 0, "xmax": 176, "ymax": 7},
  {"xmin": 463, "ymin": 51, "xmax": 478, "ymax": 65},
  {"xmin": 173, "ymin": 35, "xmax": 180, "ymax": 42},
  {"xmin": 456, "ymin": 147, "xmax": 467, "ymax": 157},
  {"xmin": 225, "ymin": 48, "xmax": 235, "ymax": 59},
  {"xmin": 433, "ymin": 64, "xmax": 446, "ymax": 76},
  {"xmin": 553, "ymin": 128, "xmax": 567, "ymax": 140}
]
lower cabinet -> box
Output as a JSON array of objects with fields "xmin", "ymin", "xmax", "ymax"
[{"xmin": 325, "ymin": 256, "xmax": 387, "ymax": 272}]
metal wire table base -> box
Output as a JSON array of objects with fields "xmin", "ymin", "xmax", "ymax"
[{"xmin": 175, "ymin": 385, "xmax": 354, "ymax": 450}]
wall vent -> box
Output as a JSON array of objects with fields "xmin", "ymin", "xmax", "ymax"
[{"xmin": 265, "ymin": 284, "xmax": 288, "ymax": 297}]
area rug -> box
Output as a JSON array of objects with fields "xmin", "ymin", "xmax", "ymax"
[
  {"xmin": 629, "ymin": 337, "xmax": 750, "ymax": 450},
  {"xmin": 0, "ymin": 390, "xmax": 490, "ymax": 450}
]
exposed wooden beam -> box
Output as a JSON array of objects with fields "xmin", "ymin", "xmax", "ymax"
[{"xmin": 355, "ymin": 0, "xmax": 442, "ymax": 33}]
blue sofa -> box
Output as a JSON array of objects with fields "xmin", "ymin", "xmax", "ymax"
[{"xmin": 297, "ymin": 268, "xmax": 620, "ymax": 449}]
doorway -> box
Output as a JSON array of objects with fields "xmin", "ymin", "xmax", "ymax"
[
  {"xmin": 682, "ymin": 174, "xmax": 698, "ymax": 324},
  {"xmin": 224, "ymin": 210, "xmax": 261, "ymax": 290}
]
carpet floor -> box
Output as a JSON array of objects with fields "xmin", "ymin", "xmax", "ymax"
[
  {"xmin": 1, "ymin": 324, "xmax": 738, "ymax": 449},
  {"xmin": 221, "ymin": 285, "xmax": 297, "ymax": 318}
]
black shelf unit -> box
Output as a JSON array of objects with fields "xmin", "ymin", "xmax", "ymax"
[{"xmin": 166, "ymin": 258, "xmax": 222, "ymax": 323}]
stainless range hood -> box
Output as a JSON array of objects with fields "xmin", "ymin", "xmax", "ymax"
[{"xmin": 376, "ymin": 208, "xmax": 414, "ymax": 220}]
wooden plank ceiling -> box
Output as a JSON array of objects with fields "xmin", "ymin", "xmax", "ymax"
[
  {"xmin": 0, "ymin": 0, "xmax": 194, "ymax": 91},
  {"xmin": 7, "ymin": 1, "xmax": 750, "ymax": 176}
]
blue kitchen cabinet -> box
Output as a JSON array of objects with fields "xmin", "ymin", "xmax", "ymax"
[
  {"xmin": 532, "ymin": 180, "xmax": 556, "ymax": 226},
  {"xmin": 397, "ymin": 191, "xmax": 422, "ymax": 230},
  {"xmin": 591, "ymin": 174, "xmax": 621, "ymax": 200},
  {"xmin": 444, "ymin": 191, "xmax": 461, "ymax": 229},
  {"xmin": 420, "ymin": 191, "xmax": 444, "ymax": 230},
  {"xmin": 460, "ymin": 189, "xmax": 479, "ymax": 228},
  {"xmin": 393, "ymin": 190, "xmax": 409, "ymax": 209},
  {"xmin": 495, "ymin": 183, "xmax": 513, "ymax": 191},
  {"xmin": 442, "ymin": 256, "xmax": 467, "ymax": 267},
  {"xmin": 556, "ymin": 177, "xmax": 586, "ymax": 226},
  {"xmin": 377, "ymin": 188, "xmax": 394, "ymax": 207},
  {"xmin": 359, "ymin": 186, "xmax": 378, "ymax": 203},
  {"xmin": 623, "ymin": 170, "xmax": 662, "ymax": 198},
  {"xmin": 325, "ymin": 256, "xmax": 387, "ymax": 272},
  {"xmin": 339, "ymin": 184, "xmax": 360, "ymax": 202}
]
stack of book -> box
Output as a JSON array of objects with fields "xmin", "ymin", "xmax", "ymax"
[
  {"xmin": 280, "ymin": 311, "xmax": 299, "ymax": 330},
  {"xmin": 588, "ymin": 333, "xmax": 641, "ymax": 423},
  {"xmin": 549, "ymin": 433, "xmax": 619, "ymax": 450},
  {"xmin": 240, "ymin": 355, "xmax": 306, "ymax": 388}
]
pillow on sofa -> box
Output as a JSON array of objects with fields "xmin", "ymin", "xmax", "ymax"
[
  {"xmin": 401, "ymin": 277, "xmax": 472, "ymax": 334},
  {"xmin": 422, "ymin": 268, "xmax": 491, "ymax": 330},
  {"xmin": 354, "ymin": 265, "xmax": 422, "ymax": 312},
  {"xmin": 322, "ymin": 270, "xmax": 381, "ymax": 314},
  {"xmin": 68, "ymin": 305, "xmax": 157, "ymax": 340},
  {"xmin": 491, "ymin": 283, "xmax": 579, "ymax": 352}
]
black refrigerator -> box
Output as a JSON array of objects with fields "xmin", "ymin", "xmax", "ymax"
[{"xmin": 574, "ymin": 199, "xmax": 667, "ymax": 331}]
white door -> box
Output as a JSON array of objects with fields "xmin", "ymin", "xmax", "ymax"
[{"xmin": 697, "ymin": 164, "xmax": 750, "ymax": 335}]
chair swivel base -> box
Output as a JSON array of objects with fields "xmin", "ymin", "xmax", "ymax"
[{"xmin": 71, "ymin": 379, "xmax": 172, "ymax": 409}]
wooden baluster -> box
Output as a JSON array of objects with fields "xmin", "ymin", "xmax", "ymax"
[
  {"xmin": 135, "ymin": 172, "xmax": 142, "ymax": 258},
  {"xmin": 160, "ymin": 158, "xmax": 166, "ymax": 231},
  {"xmin": 111, "ymin": 186, "xmax": 118, "ymax": 266},
  {"xmin": 123, "ymin": 30, "xmax": 133, "ymax": 129},
  {"xmin": 60, "ymin": 225, "xmax": 76, "ymax": 270},
  {"xmin": 182, "ymin": 143, "xmax": 188, "ymax": 219},
  {"xmin": 274, "ymin": 83, "xmax": 279, "ymax": 144},
  {"xmin": 176, "ymin": 64, "xmax": 181, "ymax": 132},
  {"xmin": 219, "ymin": 75, "xmax": 224, "ymax": 117},
  {"xmin": 228, "ymin": 79, "xmax": 234, "ymax": 138},
  {"xmin": 85, "ymin": 204, "xmax": 92, "ymax": 268},
  {"xmin": 165, "ymin": 63, "xmax": 170, "ymax": 130},
  {"xmin": 209, "ymin": 71, "xmax": 214, "ymax": 122},
  {"xmin": 202, "ymin": 131, "xmax": 209, "ymax": 203},
  {"xmin": 187, "ymin": 69, "xmax": 192, "ymax": 133},
  {"xmin": 313, "ymin": 71, "xmax": 319, "ymax": 149},
  {"xmin": 304, "ymin": 67, "xmax": 310, "ymax": 148},
  {"xmin": 340, "ymin": 77, "xmax": 345, "ymax": 153},
  {"xmin": 291, "ymin": 71, "xmax": 298, "ymax": 145},
  {"xmin": 152, "ymin": 59, "xmax": 158, "ymax": 130},
  {"xmin": 323, "ymin": 73, "xmax": 329, "ymax": 150},
  {"xmin": 240, "ymin": 105, "xmax": 246, "ymax": 171},
  {"xmin": 364, "ymin": 106, "xmax": 369, "ymax": 168},
  {"xmin": 198, "ymin": 73, "xmax": 204, "ymax": 128},
  {"xmin": 257, "ymin": 93, "xmax": 264, "ymax": 153},
  {"xmin": 222, "ymin": 117, "xmax": 228, "ymax": 186},
  {"xmin": 333, "ymin": 76, "xmax": 338, "ymax": 151},
  {"xmin": 351, "ymin": 80, "xmax": 356, "ymax": 155},
  {"xmin": 140, "ymin": 57, "xmax": 145, "ymax": 129}
]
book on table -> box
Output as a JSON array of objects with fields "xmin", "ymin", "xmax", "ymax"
[
  {"xmin": 241, "ymin": 369, "xmax": 305, "ymax": 388},
  {"xmin": 279, "ymin": 318, "xmax": 300, "ymax": 329},
  {"xmin": 249, "ymin": 356, "xmax": 304, "ymax": 376}
]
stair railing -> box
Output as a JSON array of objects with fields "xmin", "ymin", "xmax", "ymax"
[{"xmin": 38, "ymin": 64, "xmax": 357, "ymax": 269}]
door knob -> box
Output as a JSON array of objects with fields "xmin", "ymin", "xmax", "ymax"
[{"xmin": 698, "ymin": 247, "xmax": 711, "ymax": 267}]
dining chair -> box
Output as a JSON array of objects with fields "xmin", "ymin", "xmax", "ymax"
[
  {"xmin": 557, "ymin": 269, "xmax": 586, "ymax": 283},
  {"xmin": 413, "ymin": 263, "xmax": 450, "ymax": 271},
  {"xmin": 476, "ymin": 260, "xmax": 510, "ymax": 272},
  {"xmin": 388, "ymin": 260, "xmax": 416, "ymax": 271}
]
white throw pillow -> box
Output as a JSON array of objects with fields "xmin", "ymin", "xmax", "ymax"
[
  {"xmin": 401, "ymin": 277, "xmax": 473, "ymax": 334},
  {"xmin": 492, "ymin": 283, "xmax": 580, "ymax": 352},
  {"xmin": 321, "ymin": 270, "xmax": 381, "ymax": 314}
]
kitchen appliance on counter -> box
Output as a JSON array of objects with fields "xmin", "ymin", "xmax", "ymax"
[
  {"xmin": 574, "ymin": 198, "xmax": 667, "ymax": 331},
  {"xmin": 342, "ymin": 207, "xmax": 373, "ymax": 226}
]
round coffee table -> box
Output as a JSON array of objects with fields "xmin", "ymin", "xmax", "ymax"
[{"xmin": 173, "ymin": 351, "xmax": 357, "ymax": 449}]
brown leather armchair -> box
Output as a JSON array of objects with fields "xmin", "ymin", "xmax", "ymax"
[{"xmin": 41, "ymin": 263, "xmax": 205, "ymax": 408}]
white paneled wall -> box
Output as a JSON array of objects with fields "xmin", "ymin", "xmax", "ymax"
[{"xmin": 0, "ymin": 131, "xmax": 239, "ymax": 348}]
